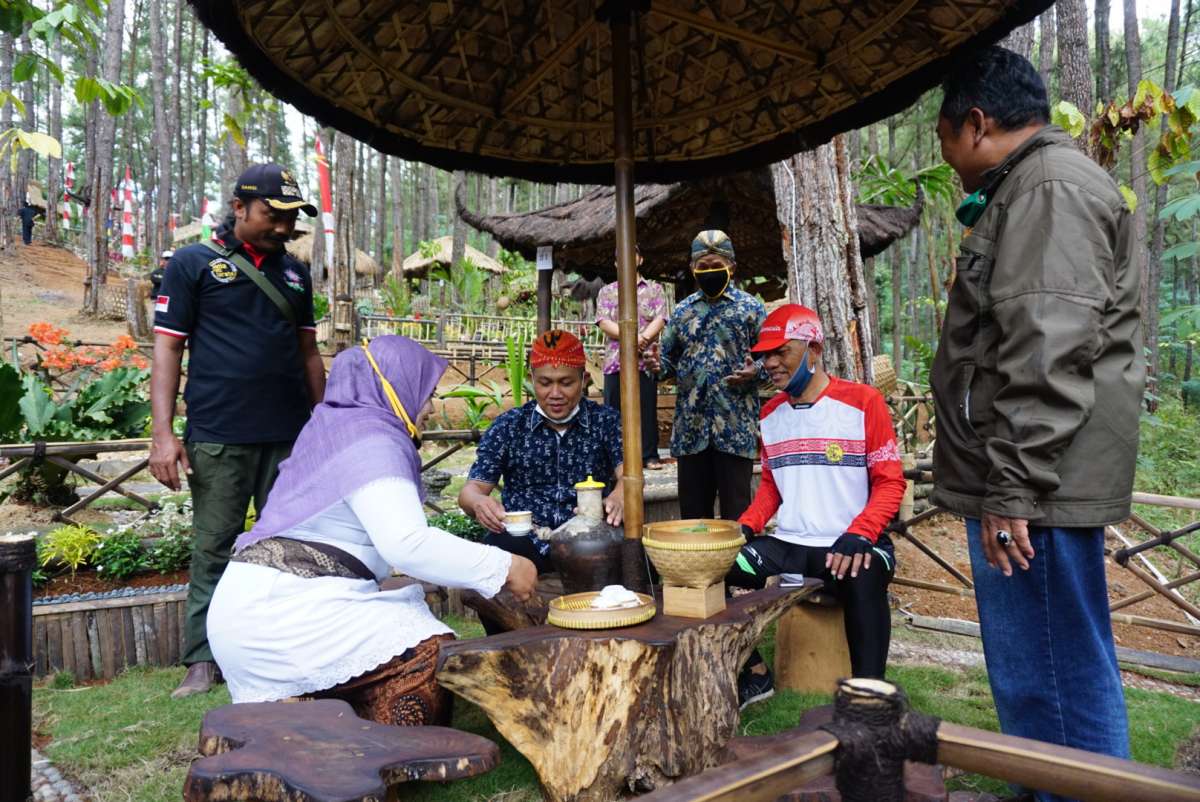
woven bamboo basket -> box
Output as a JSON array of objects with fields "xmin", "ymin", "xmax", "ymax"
[
  {"xmin": 642, "ymin": 519, "xmax": 745, "ymax": 589},
  {"xmin": 547, "ymin": 591, "xmax": 657, "ymax": 630},
  {"xmin": 872, "ymin": 354, "xmax": 898, "ymax": 397}
]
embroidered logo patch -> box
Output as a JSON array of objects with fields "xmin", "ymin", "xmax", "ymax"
[
  {"xmin": 283, "ymin": 267, "xmax": 304, "ymax": 292},
  {"xmin": 155, "ymin": 295, "xmax": 169, "ymax": 313},
  {"xmin": 825, "ymin": 443, "xmax": 844, "ymax": 464},
  {"xmin": 209, "ymin": 258, "xmax": 238, "ymax": 283}
]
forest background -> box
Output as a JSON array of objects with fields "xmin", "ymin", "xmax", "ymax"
[{"xmin": 0, "ymin": 0, "xmax": 1198, "ymax": 503}]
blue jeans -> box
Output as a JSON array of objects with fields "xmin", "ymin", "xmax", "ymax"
[{"xmin": 966, "ymin": 519, "xmax": 1130, "ymax": 802}]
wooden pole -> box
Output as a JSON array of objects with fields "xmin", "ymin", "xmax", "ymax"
[
  {"xmin": 536, "ymin": 266, "xmax": 552, "ymax": 334},
  {"xmin": 0, "ymin": 533, "xmax": 36, "ymax": 802},
  {"xmin": 609, "ymin": 7, "xmax": 648, "ymax": 593}
]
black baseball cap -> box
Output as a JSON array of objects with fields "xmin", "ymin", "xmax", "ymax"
[{"xmin": 234, "ymin": 163, "xmax": 318, "ymax": 216}]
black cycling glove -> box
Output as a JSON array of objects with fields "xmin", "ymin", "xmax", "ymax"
[{"xmin": 829, "ymin": 532, "xmax": 873, "ymax": 558}]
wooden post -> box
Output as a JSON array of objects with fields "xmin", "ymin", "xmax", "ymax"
[
  {"xmin": 0, "ymin": 533, "xmax": 36, "ymax": 802},
  {"xmin": 609, "ymin": 6, "xmax": 648, "ymax": 593},
  {"xmin": 537, "ymin": 266, "xmax": 552, "ymax": 334}
]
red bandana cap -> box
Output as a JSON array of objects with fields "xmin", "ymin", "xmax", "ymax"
[{"xmin": 530, "ymin": 329, "xmax": 586, "ymax": 369}]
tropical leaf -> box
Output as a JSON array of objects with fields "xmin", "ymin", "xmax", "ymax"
[
  {"xmin": 19, "ymin": 374, "xmax": 58, "ymax": 436},
  {"xmin": 1119, "ymin": 186, "xmax": 1139, "ymax": 213},
  {"xmin": 1051, "ymin": 101, "xmax": 1086, "ymax": 139},
  {"xmin": 14, "ymin": 129, "xmax": 61, "ymax": 159},
  {"xmin": 0, "ymin": 362, "xmax": 22, "ymax": 440}
]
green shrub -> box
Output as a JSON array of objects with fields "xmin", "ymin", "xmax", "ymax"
[
  {"xmin": 48, "ymin": 670, "xmax": 76, "ymax": 689},
  {"xmin": 429, "ymin": 511, "xmax": 488, "ymax": 543},
  {"xmin": 93, "ymin": 530, "xmax": 147, "ymax": 581},
  {"xmin": 147, "ymin": 530, "xmax": 192, "ymax": 573},
  {"xmin": 39, "ymin": 525, "xmax": 101, "ymax": 577}
]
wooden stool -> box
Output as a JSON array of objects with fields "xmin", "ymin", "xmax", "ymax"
[
  {"xmin": 183, "ymin": 700, "xmax": 499, "ymax": 802},
  {"xmin": 774, "ymin": 591, "xmax": 851, "ymax": 695}
]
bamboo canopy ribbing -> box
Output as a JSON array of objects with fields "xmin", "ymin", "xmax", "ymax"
[
  {"xmin": 457, "ymin": 170, "xmax": 923, "ymax": 300},
  {"xmin": 189, "ymin": 0, "xmax": 1055, "ymax": 184}
]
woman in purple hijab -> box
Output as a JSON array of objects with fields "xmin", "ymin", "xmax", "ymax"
[{"xmin": 207, "ymin": 335, "xmax": 537, "ymax": 725}]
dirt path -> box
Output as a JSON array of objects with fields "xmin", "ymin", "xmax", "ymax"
[
  {"xmin": 892, "ymin": 513, "xmax": 1200, "ymax": 657},
  {"xmin": 0, "ymin": 242, "xmax": 129, "ymax": 343}
]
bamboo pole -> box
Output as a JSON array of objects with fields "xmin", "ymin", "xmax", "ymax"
[
  {"xmin": 536, "ymin": 266, "xmax": 552, "ymax": 334},
  {"xmin": 0, "ymin": 533, "xmax": 36, "ymax": 802},
  {"xmin": 610, "ymin": 8, "xmax": 648, "ymax": 593}
]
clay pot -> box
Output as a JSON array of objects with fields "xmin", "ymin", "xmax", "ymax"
[{"xmin": 549, "ymin": 525, "xmax": 624, "ymax": 595}]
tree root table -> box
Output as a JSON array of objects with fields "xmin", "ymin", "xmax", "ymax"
[
  {"xmin": 436, "ymin": 581, "xmax": 821, "ymax": 802},
  {"xmin": 183, "ymin": 699, "xmax": 499, "ymax": 801}
]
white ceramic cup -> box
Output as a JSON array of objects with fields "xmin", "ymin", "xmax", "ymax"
[{"xmin": 504, "ymin": 510, "xmax": 533, "ymax": 534}]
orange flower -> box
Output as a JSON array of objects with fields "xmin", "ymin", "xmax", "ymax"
[
  {"xmin": 130, "ymin": 355, "xmax": 149, "ymax": 369},
  {"xmin": 40, "ymin": 348, "xmax": 77, "ymax": 371},
  {"xmin": 111, "ymin": 335, "xmax": 137, "ymax": 353},
  {"xmin": 28, "ymin": 322, "xmax": 69, "ymax": 346},
  {"xmin": 97, "ymin": 357, "xmax": 122, "ymax": 372}
]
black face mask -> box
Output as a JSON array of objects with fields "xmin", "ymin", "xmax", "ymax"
[{"xmin": 695, "ymin": 268, "xmax": 730, "ymax": 300}]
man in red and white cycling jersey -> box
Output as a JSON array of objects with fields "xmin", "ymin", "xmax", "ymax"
[{"xmin": 730, "ymin": 304, "xmax": 906, "ymax": 708}]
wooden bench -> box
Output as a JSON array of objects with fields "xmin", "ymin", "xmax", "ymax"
[
  {"xmin": 774, "ymin": 590, "xmax": 852, "ymax": 695},
  {"xmin": 183, "ymin": 699, "xmax": 499, "ymax": 801}
]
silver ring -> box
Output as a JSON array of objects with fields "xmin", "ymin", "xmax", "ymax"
[{"xmin": 996, "ymin": 530, "xmax": 1012, "ymax": 546}]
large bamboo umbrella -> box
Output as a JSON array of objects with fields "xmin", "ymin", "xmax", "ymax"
[{"xmin": 191, "ymin": 0, "xmax": 1053, "ymax": 589}]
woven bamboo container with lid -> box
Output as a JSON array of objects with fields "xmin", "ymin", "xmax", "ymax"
[{"xmin": 643, "ymin": 519, "xmax": 745, "ymax": 618}]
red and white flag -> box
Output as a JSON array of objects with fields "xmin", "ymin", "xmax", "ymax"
[
  {"xmin": 315, "ymin": 132, "xmax": 335, "ymax": 275},
  {"xmin": 120, "ymin": 166, "xmax": 135, "ymax": 260}
]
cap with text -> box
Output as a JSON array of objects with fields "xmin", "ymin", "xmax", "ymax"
[
  {"xmin": 234, "ymin": 163, "xmax": 318, "ymax": 217},
  {"xmin": 751, "ymin": 304, "xmax": 824, "ymax": 353}
]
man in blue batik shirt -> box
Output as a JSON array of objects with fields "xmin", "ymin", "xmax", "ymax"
[
  {"xmin": 652, "ymin": 230, "xmax": 766, "ymax": 521},
  {"xmin": 459, "ymin": 329, "xmax": 625, "ymax": 575}
]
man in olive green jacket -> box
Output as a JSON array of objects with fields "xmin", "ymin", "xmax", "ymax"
[{"xmin": 932, "ymin": 47, "xmax": 1143, "ymax": 799}]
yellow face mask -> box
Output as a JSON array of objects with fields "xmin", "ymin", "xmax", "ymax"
[{"xmin": 360, "ymin": 338, "xmax": 421, "ymax": 444}]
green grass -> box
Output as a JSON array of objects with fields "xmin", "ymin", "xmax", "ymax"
[{"xmin": 31, "ymin": 618, "xmax": 1200, "ymax": 802}]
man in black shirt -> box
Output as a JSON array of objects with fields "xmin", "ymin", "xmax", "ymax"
[
  {"xmin": 17, "ymin": 202, "xmax": 41, "ymax": 245},
  {"xmin": 150, "ymin": 164, "xmax": 326, "ymax": 698}
]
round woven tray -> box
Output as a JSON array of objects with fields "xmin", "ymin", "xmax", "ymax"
[
  {"xmin": 546, "ymin": 591, "xmax": 657, "ymax": 630},
  {"xmin": 643, "ymin": 519, "xmax": 745, "ymax": 589}
]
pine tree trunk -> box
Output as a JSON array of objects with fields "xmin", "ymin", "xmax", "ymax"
[
  {"xmin": 196, "ymin": 27, "xmax": 209, "ymax": 216},
  {"xmin": 220, "ymin": 88, "xmax": 247, "ymax": 198},
  {"xmin": 150, "ymin": 0, "xmax": 171, "ymax": 258},
  {"xmin": 1, "ymin": 33, "xmax": 15, "ymax": 250},
  {"xmin": 1037, "ymin": 7, "xmax": 1056, "ymax": 94},
  {"xmin": 375, "ymin": 152, "xmax": 387, "ymax": 282},
  {"xmin": 87, "ymin": 0, "xmax": 127, "ymax": 313},
  {"xmin": 16, "ymin": 34, "xmax": 34, "ymax": 213},
  {"xmin": 390, "ymin": 158, "xmax": 405, "ymax": 276},
  {"xmin": 1149, "ymin": 0, "xmax": 1182, "ymax": 394},
  {"xmin": 46, "ymin": 32, "xmax": 63, "ymax": 242},
  {"xmin": 1095, "ymin": 0, "xmax": 1112, "ymax": 103},
  {"xmin": 1056, "ymin": 0, "xmax": 1092, "ymax": 119},
  {"xmin": 1124, "ymin": 0, "xmax": 1155, "ymax": 398},
  {"xmin": 429, "ymin": 166, "xmax": 440, "ymax": 238},
  {"xmin": 451, "ymin": 169, "xmax": 467, "ymax": 302},
  {"xmin": 332, "ymin": 131, "xmax": 356, "ymax": 351},
  {"xmin": 1003, "ymin": 22, "xmax": 1036, "ymax": 59},
  {"xmin": 770, "ymin": 137, "xmax": 873, "ymax": 382}
]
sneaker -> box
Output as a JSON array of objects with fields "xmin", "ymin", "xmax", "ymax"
[{"xmin": 737, "ymin": 665, "xmax": 775, "ymax": 710}]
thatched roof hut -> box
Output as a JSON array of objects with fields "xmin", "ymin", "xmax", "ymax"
[
  {"xmin": 458, "ymin": 169, "xmax": 921, "ymax": 300},
  {"xmin": 287, "ymin": 231, "xmax": 381, "ymax": 277},
  {"xmin": 192, "ymin": 1, "xmax": 1052, "ymax": 184},
  {"xmin": 399, "ymin": 235, "xmax": 507, "ymax": 279},
  {"xmin": 172, "ymin": 219, "xmax": 315, "ymax": 246}
]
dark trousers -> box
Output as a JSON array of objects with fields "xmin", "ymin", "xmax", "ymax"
[
  {"xmin": 727, "ymin": 534, "xmax": 895, "ymax": 679},
  {"xmin": 676, "ymin": 447, "xmax": 753, "ymax": 521},
  {"xmin": 602, "ymin": 371, "xmax": 659, "ymax": 465},
  {"xmin": 482, "ymin": 529, "xmax": 553, "ymax": 575},
  {"xmin": 21, "ymin": 221, "xmax": 33, "ymax": 245},
  {"xmin": 183, "ymin": 440, "xmax": 292, "ymax": 665}
]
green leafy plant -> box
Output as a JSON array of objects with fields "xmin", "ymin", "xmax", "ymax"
[
  {"xmin": 440, "ymin": 382, "xmax": 505, "ymax": 430},
  {"xmin": 48, "ymin": 670, "xmax": 76, "ymax": 690},
  {"xmin": 312, "ymin": 293, "xmax": 329, "ymax": 320},
  {"xmin": 903, "ymin": 336, "xmax": 936, "ymax": 384},
  {"xmin": 39, "ymin": 525, "xmax": 101, "ymax": 577},
  {"xmin": 428, "ymin": 511, "xmax": 488, "ymax": 543},
  {"xmin": 504, "ymin": 334, "xmax": 528, "ymax": 407},
  {"xmin": 147, "ymin": 530, "xmax": 192, "ymax": 574},
  {"xmin": 380, "ymin": 274, "xmax": 412, "ymax": 317},
  {"xmin": 93, "ymin": 529, "xmax": 147, "ymax": 581}
]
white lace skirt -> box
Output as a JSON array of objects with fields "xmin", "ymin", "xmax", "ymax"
[{"xmin": 208, "ymin": 561, "xmax": 453, "ymax": 703}]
